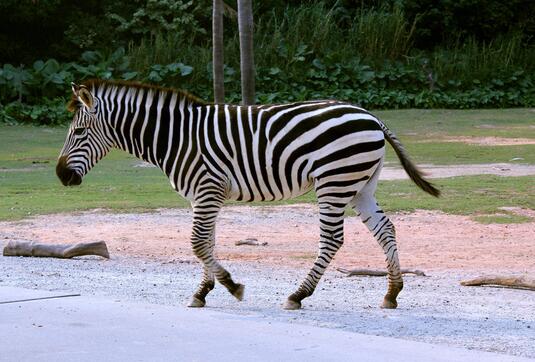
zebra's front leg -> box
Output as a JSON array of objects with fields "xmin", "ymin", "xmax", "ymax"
[
  {"xmin": 189, "ymin": 199, "xmax": 244, "ymax": 307},
  {"xmin": 354, "ymin": 193, "xmax": 403, "ymax": 309},
  {"xmin": 189, "ymin": 228, "xmax": 216, "ymax": 307},
  {"xmin": 284, "ymin": 202, "xmax": 346, "ymax": 310}
]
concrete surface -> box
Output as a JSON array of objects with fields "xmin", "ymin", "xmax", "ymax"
[{"xmin": 0, "ymin": 287, "xmax": 531, "ymax": 362}]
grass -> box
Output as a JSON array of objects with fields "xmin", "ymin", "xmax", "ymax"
[
  {"xmin": 375, "ymin": 175, "xmax": 534, "ymax": 215},
  {"xmin": 375, "ymin": 108, "xmax": 535, "ymax": 137},
  {"xmin": 269, "ymin": 175, "xmax": 535, "ymax": 221},
  {"xmin": 0, "ymin": 109, "xmax": 534, "ymax": 221},
  {"xmin": 472, "ymin": 213, "xmax": 533, "ymax": 224},
  {"xmin": 377, "ymin": 108, "xmax": 535, "ymax": 164}
]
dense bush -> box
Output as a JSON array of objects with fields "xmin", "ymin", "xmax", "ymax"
[
  {"xmin": 403, "ymin": 0, "xmax": 535, "ymax": 48},
  {"xmin": 1, "ymin": 1, "xmax": 535, "ymax": 125},
  {"xmin": 1, "ymin": 47, "xmax": 533, "ymax": 125}
]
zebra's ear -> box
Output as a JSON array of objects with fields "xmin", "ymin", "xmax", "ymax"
[
  {"xmin": 78, "ymin": 87, "xmax": 94, "ymax": 109},
  {"xmin": 71, "ymin": 82, "xmax": 80, "ymax": 95},
  {"xmin": 72, "ymin": 84, "xmax": 94, "ymax": 110}
]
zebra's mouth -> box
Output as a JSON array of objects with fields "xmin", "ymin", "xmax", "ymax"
[
  {"xmin": 65, "ymin": 172, "xmax": 82, "ymax": 186},
  {"xmin": 56, "ymin": 157, "xmax": 83, "ymax": 186}
]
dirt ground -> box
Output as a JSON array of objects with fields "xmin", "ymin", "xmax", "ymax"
[{"xmin": 2, "ymin": 205, "xmax": 534, "ymax": 273}]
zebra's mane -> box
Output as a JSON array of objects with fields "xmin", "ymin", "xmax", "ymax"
[{"xmin": 67, "ymin": 79, "xmax": 208, "ymax": 112}]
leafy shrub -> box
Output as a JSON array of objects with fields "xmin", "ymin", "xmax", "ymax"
[
  {"xmin": 107, "ymin": 0, "xmax": 209, "ymax": 39},
  {"xmin": 0, "ymin": 98, "xmax": 70, "ymax": 125},
  {"xmin": 2, "ymin": 47, "xmax": 534, "ymax": 126},
  {"xmin": 403, "ymin": 0, "xmax": 535, "ymax": 48},
  {"xmin": 2, "ymin": 1, "xmax": 535, "ymax": 125}
]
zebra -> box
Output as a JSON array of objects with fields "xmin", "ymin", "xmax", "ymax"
[{"xmin": 57, "ymin": 80, "xmax": 439, "ymax": 310}]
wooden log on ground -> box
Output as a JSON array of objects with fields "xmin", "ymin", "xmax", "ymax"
[
  {"xmin": 235, "ymin": 238, "xmax": 268, "ymax": 246},
  {"xmin": 337, "ymin": 267, "xmax": 426, "ymax": 277},
  {"xmin": 460, "ymin": 275, "xmax": 535, "ymax": 291},
  {"xmin": 3, "ymin": 241, "xmax": 109, "ymax": 259}
]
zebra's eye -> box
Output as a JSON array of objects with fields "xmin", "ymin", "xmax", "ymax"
[{"xmin": 73, "ymin": 127, "xmax": 86, "ymax": 136}]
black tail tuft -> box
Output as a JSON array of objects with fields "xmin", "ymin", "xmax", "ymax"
[{"xmin": 379, "ymin": 122, "xmax": 440, "ymax": 198}]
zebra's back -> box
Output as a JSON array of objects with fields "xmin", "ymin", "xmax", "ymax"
[{"xmin": 198, "ymin": 100, "xmax": 386, "ymax": 202}]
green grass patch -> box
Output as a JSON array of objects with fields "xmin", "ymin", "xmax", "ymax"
[
  {"xmin": 1, "ymin": 109, "xmax": 534, "ymax": 221},
  {"xmin": 472, "ymin": 213, "xmax": 532, "ymax": 224},
  {"xmin": 377, "ymin": 108, "xmax": 535, "ymax": 165},
  {"xmin": 264, "ymin": 175, "xmax": 535, "ymax": 221},
  {"xmin": 385, "ymin": 141, "xmax": 535, "ymax": 165},
  {"xmin": 0, "ymin": 153, "xmax": 187, "ymax": 221},
  {"xmin": 375, "ymin": 175, "xmax": 534, "ymax": 216},
  {"xmin": 375, "ymin": 108, "xmax": 535, "ymax": 138}
]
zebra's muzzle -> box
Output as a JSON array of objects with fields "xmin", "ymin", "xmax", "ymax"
[{"xmin": 56, "ymin": 156, "xmax": 82, "ymax": 186}]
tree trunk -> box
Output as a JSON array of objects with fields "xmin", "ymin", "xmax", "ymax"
[
  {"xmin": 3, "ymin": 240, "xmax": 109, "ymax": 259},
  {"xmin": 212, "ymin": 0, "xmax": 225, "ymax": 103},
  {"xmin": 237, "ymin": 0, "xmax": 255, "ymax": 105}
]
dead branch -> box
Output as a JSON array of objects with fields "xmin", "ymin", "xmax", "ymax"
[
  {"xmin": 235, "ymin": 238, "xmax": 268, "ymax": 246},
  {"xmin": 3, "ymin": 240, "xmax": 109, "ymax": 259},
  {"xmin": 337, "ymin": 267, "xmax": 426, "ymax": 277},
  {"xmin": 460, "ymin": 275, "xmax": 535, "ymax": 291}
]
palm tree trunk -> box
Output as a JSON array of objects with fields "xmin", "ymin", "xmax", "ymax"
[
  {"xmin": 237, "ymin": 0, "xmax": 255, "ymax": 105},
  {"xmin": 212, "ymin": 0, "xmax": 225, "ymax": 103}
]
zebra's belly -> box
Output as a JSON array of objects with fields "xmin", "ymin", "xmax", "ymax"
[{"xmin": 226, "ymin": 178, "xmax": 315, "ymax": 202}]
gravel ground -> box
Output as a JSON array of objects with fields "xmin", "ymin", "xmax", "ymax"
[{"xmin": 1, "ymin": 253, "xmax": 534, "ymax": 359}]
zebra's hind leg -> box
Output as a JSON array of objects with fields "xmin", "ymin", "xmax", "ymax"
[
  {"xmin": 189, "ymin": 196, "xmax": 244, "ymax": 307},
  {"xmin": 284, "ymin": 199, "xmax": 349, "ymax": 310},
  {"xmin": 353, "ymin": 193, "xmax": 403, "ymax": 309}
]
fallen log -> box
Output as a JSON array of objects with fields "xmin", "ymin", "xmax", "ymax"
[
  {"xmin": 3, "ymin": 240, "xmax": 109, "ymax": 259},
  {"xmin": 337, "ymin": 267, "xmax": 426, "ymax": 277},
  {"xmin": 235, "ymin": 238, "xmax": 268, "ymax": 246},
  {"xmin": 460, "ymin": 275, "xmax": 535, "ymax": 291}
]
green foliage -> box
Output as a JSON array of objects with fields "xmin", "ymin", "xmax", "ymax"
[
  {"xmin": 352, "ymin": 5, "xmax": 417, "ymax": 63},
  {"xmin": 2, "ymin": 49, "xmax": 535, "ymax": 125},
  {"xmin": 107, "ymin": 0, "xmax": 208, "ymax": 38},
  {"xmin": 2, "ymin": 1, "xmax": 535, "ymax": 125},
  {"xmin": 403, "ymin": 0, "xmax": 535, "ymax": 48},
  {"xmin": 0, "ymin": 98, "xmax": 70, "ymax": 126}
]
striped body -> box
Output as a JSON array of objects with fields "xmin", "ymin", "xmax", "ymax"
[{"xmin": 58, "ymin": 80, "xmax": 439, "ymax": 309}]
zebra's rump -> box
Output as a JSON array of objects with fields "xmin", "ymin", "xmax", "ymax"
[{"xmin": 201, "ymin": 101, "xmax": 386, "ymax": 202}]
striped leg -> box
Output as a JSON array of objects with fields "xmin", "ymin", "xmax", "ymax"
[
  {"xmin": 188, "ymin": 193, "xmax": 244, "ymax": 307},
  {"xmin": 353, "ymin": 193, "xmax": 403, "ymax": 309},
  {"xmin": 188, "ymin": 227, "xmax": 216, "ymax": 307},
  {"xmin": 284, "ymin": 200, "xmax": 348, "ymax": 310}
]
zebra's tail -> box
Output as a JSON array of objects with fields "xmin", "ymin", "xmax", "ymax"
[{"xmin": 378, "ymin": 121, "xmax": 440, "ymax": 197}]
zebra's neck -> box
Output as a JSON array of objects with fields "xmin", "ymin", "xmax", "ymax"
[{"xmin": 96, "ymin": 83, "xmax": 202, "ymax": 178}]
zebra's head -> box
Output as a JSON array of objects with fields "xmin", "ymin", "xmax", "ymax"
[{"xmin": 56, "ymin": 82, "xmax": 113, "ymax": 186}]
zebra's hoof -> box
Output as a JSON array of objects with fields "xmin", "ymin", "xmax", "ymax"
[
  {"xmin": 283, "ymin": 299, "xmax": 301, "ymax": 310},
  {"xmin": 381, "ymin": 298, "xmax": 398, "ymax": 309},
  {"xmin": 232, "ymin": 284, "xmax": 245, "ymax": 301},
  {"xmin": 188, "ymin": 297, "xmax": 206, "ymax": 308}
]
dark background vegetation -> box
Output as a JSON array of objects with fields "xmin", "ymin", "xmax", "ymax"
[{"xmin": 1, "ymin": 0, "xmax": 534, "ymax": 124}]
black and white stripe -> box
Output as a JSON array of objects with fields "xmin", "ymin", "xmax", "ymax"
[{"xmin": 57, "ymin": 80, "xmax": 439, "ymax": 309}]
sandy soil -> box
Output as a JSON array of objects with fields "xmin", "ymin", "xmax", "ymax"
[
  {"xmin": 1, "ymin": 206, "xmax": 534, "ymax": 358},
  {"xmin": 1, "ymin": 205, "xmax": 534, "ymax": 273}
]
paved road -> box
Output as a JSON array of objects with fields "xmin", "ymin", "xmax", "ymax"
[{"xmin": 0, "ymin": 287, "xmax": 531, "ymax": 362}]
